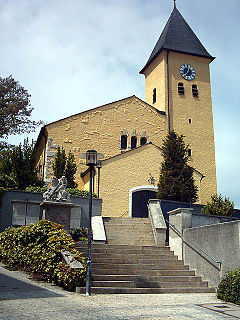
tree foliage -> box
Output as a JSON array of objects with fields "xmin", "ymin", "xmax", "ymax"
[
  {"xmin": 0, "ymin": 75, "xmax": 40, "ymax": 139},
  {"xmin": 52, "ymin": 147, "xmax": 78, "ymax": 188},
  {"xmin": 65, "ymin": 151, "xmax": 77, "ymax": 188},
  {"xmin": 157, "ymin": 131, "xmax": 198, "ymax": 203},
  {"xmin": 201, "ymin": 194, "xmax": 234, "ymax": 216},
  {"xmin": 52, "ymin": 147, "xmax": 66, "ymax": 179},
  {"xmin": 0, "ymin": 139, "xmax": 43, "ymax": 190}
]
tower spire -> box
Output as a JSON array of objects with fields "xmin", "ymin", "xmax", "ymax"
[{"xmin": 173, "ymin": 0, "xmax": 176, "ymax": 8}]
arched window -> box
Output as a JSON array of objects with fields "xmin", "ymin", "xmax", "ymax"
[
  {"xmin": 192, "ymin": 84, "xmax": 198, "ymax": 97},
  {"xmin": 178, "ymin": 82, "xmax": 184, "ymax": 95},
  {"xmin": 140, "ymin": 137, "xmax": 147, "ymax": 146},
  {"xmin": 121, "ymin": 135, "xmax": 127, "ymax": 150},
  {"xmin": 153, "ymin": 88, "xmax": 156, "ymax": 104},
  {"xmin": 131, "ymin": 136, "xmax": 137, "ymax": 149}
]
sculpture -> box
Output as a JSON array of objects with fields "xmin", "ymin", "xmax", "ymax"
[{"xmin": 43, "ymin": 176, "xmax": 71, "ymax": 202}]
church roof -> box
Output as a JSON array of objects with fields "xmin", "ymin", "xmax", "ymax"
[{"xmin": 140, "ymin": 7, "xmax": 214, "ymax": 74}]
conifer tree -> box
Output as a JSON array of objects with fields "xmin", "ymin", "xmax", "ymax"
[
  {"xmin": 157, "ymin": 131, "xmax": 198, "ymax": 203},
  {"xmin": 65, "ymin": 151, "xmax": 78, "ymax": 188},
  {"xmin": 52, "ymin": 147, "xmax": 66, "ymax": 179}
]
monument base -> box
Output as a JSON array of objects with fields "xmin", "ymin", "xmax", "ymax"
[{"xmin": 40, "ymin": 201, "xmax": 74, "ymax": 233}]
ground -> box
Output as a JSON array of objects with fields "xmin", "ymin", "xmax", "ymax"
[{"xmin": 0, "ymin": 264, "xmax": 239, "ymax": 319}]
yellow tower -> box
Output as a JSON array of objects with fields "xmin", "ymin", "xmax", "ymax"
[{"xmin": 140, "ymin": 3, "xmax": 217, "ymax": 203}]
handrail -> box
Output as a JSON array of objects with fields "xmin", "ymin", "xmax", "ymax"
[{"xmin": 166, "ymin": 219, "xmax": 222, "ymax": 272}]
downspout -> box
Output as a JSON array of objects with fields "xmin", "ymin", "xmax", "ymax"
[{"xmin": 167, "ymin": 50, "xmax": 171, "ymax": 132}]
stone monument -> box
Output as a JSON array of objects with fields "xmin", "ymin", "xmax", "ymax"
[{"xmin": 41, "ymin": 176, "xmax": 74, "ymax": 233}]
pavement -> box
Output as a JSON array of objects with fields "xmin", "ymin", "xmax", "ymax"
[{"xmin": 0, "ymin": 264, "xmax": 240, "ymax": 320}]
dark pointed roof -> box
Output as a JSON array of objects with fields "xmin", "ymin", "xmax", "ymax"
[{"xmin": 140, "ymin": 7, "xmax": 214, "ymax": 74}]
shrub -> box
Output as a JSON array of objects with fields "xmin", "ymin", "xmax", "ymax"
[
  {"xmin": 0, "ymin": 220, "xmax": 86, "ymax": 291},
  {"xmin": 217, "ymin": 268, "xmax": 240, "ymax": 305},
  {"xmin": 70, "ymin": 228, "xmax": 89, "ymax": 242},
  {"xmin": 25, "ymin": 186, "xmax": 97, "ymax": 198},
  {"xmin": 201, "ymin": 194, "xmax": 234, "ymax": 216}
]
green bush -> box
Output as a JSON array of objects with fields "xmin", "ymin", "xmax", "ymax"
[
  {"xmin": 25, "ymin": 186, "xmax": 97, "ymax": 198},
  {"xmin": 70, "ymin": 228, "xmax": 90, "ymax": 242},
  {"xmin": 0, "ymin": 220, "xmax": 86, "ymax": 291},
  {"xmin": 217, "ymin": 268, "xmax": 240, "ymax": 304},
  {"xmin": 201, "ymin": 194, "xmax": 234, "ymax": 216}
]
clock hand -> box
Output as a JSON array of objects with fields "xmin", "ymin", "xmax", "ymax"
[{"xmin": 183, "ymin": 65, "xmax": 190, "ymax": 77}]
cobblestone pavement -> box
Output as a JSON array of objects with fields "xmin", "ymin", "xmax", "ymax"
[{"xmin": 0, "ymin": 265, "xmax": 239, "ymax": 320}]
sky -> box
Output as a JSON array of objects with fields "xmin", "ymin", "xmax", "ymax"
[{"xmin": 0, "ymin": 0, "xmax": 239, "ymax": 207}]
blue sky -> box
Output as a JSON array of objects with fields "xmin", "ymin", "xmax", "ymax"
[{"xmin": 0, "ymin": 0, "xmax": 239, "ymax": 207}]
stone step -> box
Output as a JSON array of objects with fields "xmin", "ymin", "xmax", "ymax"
[
  {"xmin": 91, "ymin": 269, "xmax": 196, "ymax": 276},
  {"xmin": 91, "ymin": 280, "xmax": 208, "ymax": 288},
  {"xmin": 92, "ymin": 263, "xmax": 189, "ymax": 271},
  {"xmin": 104, "ymin": 229, "xmax": 153, "ymax": 235},
  {"xmin": 91, "ymin": 257, "xmax": 180, "ymax": 264},
  {"xmin": 79, "ymin": 251, "xmax": 175, "ymax": 259},
  {"xmin": 76, "ymin": 286, "xmax": 216, "ymax": 294},
  {"xmin": 106, "ymin": 241, "xmax": 155, "ymax": 246},
  {"xmin": 92, "ymin": 274, "xmax": 203, "ymax": 282},
  {"xmin": 76, "ymin": 245, "xmax": 172, "ymax": 254}
]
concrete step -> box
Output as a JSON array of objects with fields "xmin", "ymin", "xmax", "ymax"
[
  {"xmin": 76, "ymin": 245, "xmax": 173, "ymax": 254},
  {"xmin": 92, "ymin": 264, "xmax": 188, "ymax": 271},
  {"xmin": 91, "ymin": 269, "xmax": 196, "ymax": 276},
  {"xmin": 79, "ymin": 251, "xmax": 175, "ymax": 259},
  {"xmin": 92, "ymin": 274, "xmax": 203, "ymax": 282},
  {"xmin": 76, "ymin": 286, "xmax": 216, "ymax": 294},
  {"xmin": 91, "ymin": 280, "xmax": 208, "ymax": 288},
  {"xmin": 91, "ymin": 257, "xmax": 180, "ymax": 264}
]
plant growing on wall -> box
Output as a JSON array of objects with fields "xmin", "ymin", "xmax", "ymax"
[
  {"xmin": 52, "ymin": 147, "xmax": 78, "ymax": 188},
  {"xmin": 201, "ymin": 194, "xmax": 234, "ymax": 216},
  {"xmin": 157, "ymin": 131, "xmax": 198, "ymax": 203}
]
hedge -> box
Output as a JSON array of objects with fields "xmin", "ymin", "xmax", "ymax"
[
  {"xmin": 25, "ymin": 186, "xmax": 97, "ymax": 198},
  {"xmin": 217, "ymin": 268, "xmax": 240, "ymax": 304},
  {"xmin": 0, "ymin": 220, "xmax": 86, "ymax": 291}
]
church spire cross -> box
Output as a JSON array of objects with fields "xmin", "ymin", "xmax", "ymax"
[{"xmin": 173, "ymin": 0, "xmax": 176, "ymax": 8}]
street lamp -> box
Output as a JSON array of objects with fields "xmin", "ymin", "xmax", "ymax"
[
  {"xmin": 79, "ymin": 150, "xmax": 103, "ymax": 296},
  {"xmin": 96, "ymin": 160, "xmax": 102, "ymax": 198}
]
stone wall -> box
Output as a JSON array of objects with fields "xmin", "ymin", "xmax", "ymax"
[{"xmin": 0, "ymin": 191, "xmax": 102, "ymax": 232}]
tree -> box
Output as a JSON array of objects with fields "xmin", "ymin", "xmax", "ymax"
[
  {"xmin": 0, "ymin": 75, "xmax": 40, "ymax": 140},
  {"xmin": 65, "ymin": 151, "xmax": 78, "ymax": 188},
  {"xmin": 157, "ymin": 131, "xmax": 198, "ymax": 203},
  {"xmin": 201, "ymin": 194, "xmax": 234, "ymax": 216},
  {"xmin": 0, "ymin": 139, "xmax": 43, "ymax": 190},
  {"xmin": 52, "ymin": 147, "xmax": 66, "ymax": 179}
]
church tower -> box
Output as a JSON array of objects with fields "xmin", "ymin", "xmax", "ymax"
[{"xmin": 140, "ymin": 3, "xmax": 217, "ymax": 203}]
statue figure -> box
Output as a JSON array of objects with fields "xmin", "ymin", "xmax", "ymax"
[{"xmin": 43, "ymin": 176, "xmax": 71, "ymax": 202}]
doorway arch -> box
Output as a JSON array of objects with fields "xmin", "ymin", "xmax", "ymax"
[{"xmin": 129, "ymin": 185, "xmax": 158, "ymax": 218}]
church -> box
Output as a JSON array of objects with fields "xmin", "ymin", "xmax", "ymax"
[{"xmin": 35, "ymin": 3, "xmax": 217, "ymax": 218}]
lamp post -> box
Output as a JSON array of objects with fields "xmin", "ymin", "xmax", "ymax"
[
  {"xmin": 96, "ymin": 160, "xmax": 102, "ymax": 198},
  {"xmin": 79, "ymin": 150, "xmax": 103, "ymax": 296}
]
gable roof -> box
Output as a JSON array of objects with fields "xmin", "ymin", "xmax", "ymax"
[
  {"xmin": 140, "ymin": 7, "xmax": 214, "ymax": 74},
  {"xmin": 35, "ymin": 95, "xmax": 166, "ymax": 149}
]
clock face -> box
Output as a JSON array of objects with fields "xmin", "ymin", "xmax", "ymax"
[{"xmin": 179, "ymin": 64, "xmax": 196, "ymax": 80}]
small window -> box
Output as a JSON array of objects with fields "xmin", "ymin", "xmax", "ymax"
[
  {"xmin": 178, "ymin": 82, "xmax": 184, "ymax": 95},
  {"xmin": 189, "ymin": 119, "xmax": 192, "ymax": 124},
  {"xmin": 131, "ymin": 136, "xmax": 137, "ymax": 149},
  {"xmin": 121, "ymin": 135, "xmax": 127, "ymax": 149},
  {"xmin": 153, "ymin": 88, "xmax": 156, "ymax": 104},
  {"xmin": 188, "ymin": 149, "xmax": 192, "ymax": 156},
  {"xmin": 192, "ymin": 84, "xmax": 198, "ymax": 97},
  {"xmin": 140, "ymin": 137, "xmax": 147, "ymax": 146}
]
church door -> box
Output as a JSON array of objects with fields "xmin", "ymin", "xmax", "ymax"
[{"xmin": 132, "ymin": 190, "xmax": 157, "ymax": 218}]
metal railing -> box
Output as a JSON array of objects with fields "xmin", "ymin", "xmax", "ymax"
[{"xmin": 166, "ymin": 219, "xmax": 222, "ymax": 272}]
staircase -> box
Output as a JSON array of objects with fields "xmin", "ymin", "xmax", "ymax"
[{"xmin": 76, "ymin": 217, "xmax": 215, "ymax": 294}]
